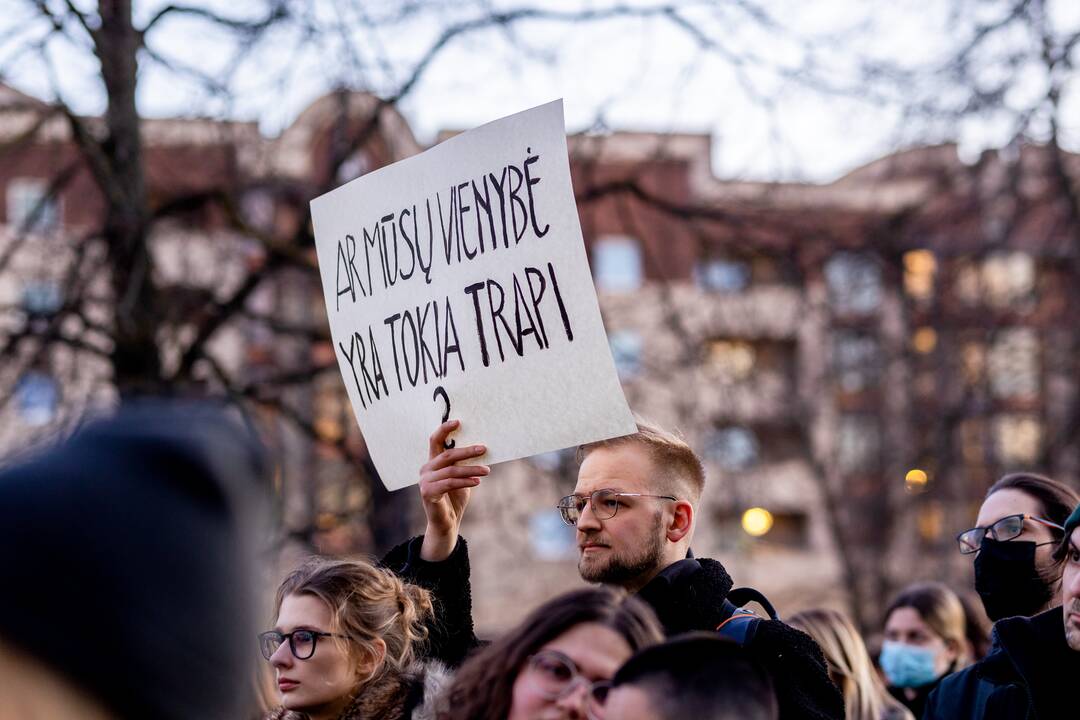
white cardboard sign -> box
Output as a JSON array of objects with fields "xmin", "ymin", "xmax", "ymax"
[{"xmin": 311, "ymin": 100, "xmax": 635, "ymax": 490}]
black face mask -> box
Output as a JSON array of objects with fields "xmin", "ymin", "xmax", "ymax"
[{"xmin": 974, "ymin": 538, "xmax": 1056, "ymax": 622}]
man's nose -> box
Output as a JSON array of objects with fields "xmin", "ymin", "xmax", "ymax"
[{"xmin": 576, "ymin": 497, "xmax": 602, "ymax": 532}]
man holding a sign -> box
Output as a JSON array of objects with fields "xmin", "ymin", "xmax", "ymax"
[
  {"xmin": 415, "ymin": 418, "xmax": 843, "ymax": 720},
  {"xmin": 312, "ymin": 102, "xmax": 841, "ymax": 718}
]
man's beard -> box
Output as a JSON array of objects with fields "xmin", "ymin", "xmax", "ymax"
[
  {"xmin": 578, "ymin": 512, "xmax": 665, "ymax": 589},
  {"xmin": 1066, "ymin": 599, "xmax": 1080, "ymax": 652}
]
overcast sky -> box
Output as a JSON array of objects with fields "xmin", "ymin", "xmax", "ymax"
[{"xmin": 3, "ymin": 1, "xmax": 1077, "ymax": 182}]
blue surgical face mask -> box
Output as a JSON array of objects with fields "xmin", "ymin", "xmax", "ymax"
[{"xmin": 879, "ymin": 640, "xmax": 940, "ymax": 688}]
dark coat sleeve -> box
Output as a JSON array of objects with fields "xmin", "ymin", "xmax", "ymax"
[
  {"xmin": 922, "ymin": 656, "xmax": 1023, "ymax": 720},
  {"xmin": 380, "ymin": 535, "xmax": 479, "ymax": 668},
  {"xmin": 923, "ymin": 668, "xmax": 972, "ymax": 720},
  {"xmin": 750, "ymin": 620, "xmax": 845, "ymax": 720}
]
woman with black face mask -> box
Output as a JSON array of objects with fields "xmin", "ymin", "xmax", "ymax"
[{"xmin": 957, "ymin": 473, "xmax": 1078, "ymax": 625}]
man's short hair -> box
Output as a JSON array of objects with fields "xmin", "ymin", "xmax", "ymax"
[
  {"xmin": 610, "ymin": 633, "xmax": 778, "ymax": 720},
  {"xmin": 578, "ymin": 419, "xmax": 705, "ymax": 503}
]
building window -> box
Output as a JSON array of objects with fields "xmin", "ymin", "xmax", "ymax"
[
  {"xmin": 960, "ymin": 341, "xmax": 986, "ymax": 386},
  {"xmin": 988, "ymin": 328, "xmax": 1039, "ymax": 400},
  {"xmin": 312, "ymin": 382, "xmax": 345, "ymax": 443},
  {"xmin": 7, "ymin": 178, "xmax": 60, "ymax": 233},
  {"xmin": 903, "ymin": 249, "xmax": 937, "ymax": 301},
  {"xmin": 705, "ymin": 426, "xmax": 759, "ymax": 472},
  {"xmin": 917, "ymin": 501, "xmax": 946, "ymax": 544},
  {"xmin": 336, "ymin": 150, "xmax": 371, "ymax": 184},
  {"xmin": 831, "ymin": 331, "xmax": 879, "ymax": 393},
  {"xmin": 593, "ymin": 235, "xmax": 642, "ymax": 292},
  {"xmin": 695, "ymin": 257, "xmax": 750, "ymax": 293},
  {"xmin": 825, "ymin": 252, "xmax": 882, "ymax": 315},
  {"xmin": 716, "ymin": 508, "xmax": 808, "ymax": 547},
  {"xmin": 15, "ymin": 372, "xmax": 59, "ymax": 426},
  {"xmin": 21, "ymin": 280, "xmax": 63, "ymax": 317},
  {"xmin": 959, "ymin": 418, "xmax": 988, "ymax": 464},
  {"xmin": 241, "ymin": 189, "xmax": 275, "ymax": 231},
  {"xmin": 704, "ymin": 339, "xmax": 756, "ymax": 382},
  {"xmin": 955, "ymin": 252, "xmax": 1036, "ymax": 308},
  {"xmin": 531, "ymin": 448, "xmax": 574, "ymax": 473},
  {"xmin": 529, "ymin": 510, "xmax": 577, "ymax": 560},
  {"xmin": 993, "ymin": 414, "xmax": 1042, "ymax": 465},
  {"xmin": 609, "ymin": 330, "xmax": 642, "ymax": 379},
  {"xmin": 983, "ymin": 252, "xmax": 1035, "ymax": 308},
  {"xmin": 836, "ymin": 415, "xmax": 880, "ymax": 473}
]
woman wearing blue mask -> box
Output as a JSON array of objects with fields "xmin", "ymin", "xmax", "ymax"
[{"xmin": 880, "ymin": 582, "xmax": 971, "ymax": 719}]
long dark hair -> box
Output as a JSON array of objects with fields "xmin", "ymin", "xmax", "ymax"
[
  {"xmin": 986, "ymin": 473, "xmax": 1079, "ymax": 527},
  {"xmin": 445, "ymin": 586, "xmax": 664, "ymax": 720}
]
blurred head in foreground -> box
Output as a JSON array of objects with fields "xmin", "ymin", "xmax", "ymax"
[
  {"xmin": 446, "ymin": 586, "xmax": 664, "ymax": 720},
  {"xmin": 601, "ymin": 632, "xmax": 779, "ymax": 720},
  {"xmin": 0, "ymin": 401, "xmax": 268, "ymax": 720}
]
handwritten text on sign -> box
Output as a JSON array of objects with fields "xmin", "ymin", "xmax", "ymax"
[{"xmin": 311, "ymin": 100, "xmax": 635, "ymax": 490}]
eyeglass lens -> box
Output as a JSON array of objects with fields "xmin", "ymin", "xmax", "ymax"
[
  {"xmin": 959, "ymin": 515, "xmax": 1027, "ymax": 553},
  {"xmin": 531, "ymin": 652, "xmax": 577, "ymax": 695},
  {"xmin": 559, "ymin": 490, "xmax": 620, "ymax": 525},
  {"xmin": 259, "ymin": 630, "xmax": 318, "ymax": 660}
]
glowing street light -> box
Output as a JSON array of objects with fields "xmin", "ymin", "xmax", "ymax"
[
  {"xmin": 742, "ymin": 507, "xmax": 774, "ymax": 537},
  {"xmin": 905, "ymin": 468, "xmax": 929, "ymax": 493}
]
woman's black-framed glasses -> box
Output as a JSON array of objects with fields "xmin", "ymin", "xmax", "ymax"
[
  {"xmin": 557, "ymin": 489, "xmax": 677, "ymax": 526},
  {"xmin": 526, "ymin": 650, "xmax": 612, "ymax": 720},
  {"xmin": 259, "ymin": 629, "xmax": 347, "ymax": 661},
  {"xmin": 956, "ymin": 513, "xmax": 1065, "ymax": 554}
]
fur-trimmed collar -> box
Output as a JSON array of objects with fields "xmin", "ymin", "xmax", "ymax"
[
  {"xmin": 637, "ymin": 557, "xmax": 734, "ymax": 635},
  {"xmin": 264, "ymin": 659, "xmax": 452, "ymax": 720}
]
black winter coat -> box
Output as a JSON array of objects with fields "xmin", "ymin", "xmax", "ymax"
[
  {"xmin": 381, "ymin": 535, "xmax": 480, "ymax": 668},
  {"xmin": 922, "ymin": 606, "xmax": 1080, "ymax": 720},
  {"xmin": 637, "ymin": 558, "xmax": 845, "ymax": 720}
]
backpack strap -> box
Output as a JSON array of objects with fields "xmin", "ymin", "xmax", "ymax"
[
  {"xmin": 726, "ymin": 587, "xmax": 779, "ymax": 620},
  {"xmin": 715, "ymin": 586, "xmax": 780, "ymax": 647},
  {"xmin": 716, "ymin": 599, "xmax": 762, "ymax": 646}
]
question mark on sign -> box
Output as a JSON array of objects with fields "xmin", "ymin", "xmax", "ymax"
[{"xmin": 433, "ymin": 385, "xmax": 455, "ymax": 449}]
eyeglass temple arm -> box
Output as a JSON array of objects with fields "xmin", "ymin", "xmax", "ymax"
[{"xmin": 1031, "ymin": 516, "xmax": 1066, "ymax": 532}]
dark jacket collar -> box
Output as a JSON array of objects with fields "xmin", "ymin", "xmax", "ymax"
[
  {"xmin": 636, "ymin": 557, "xmax": 734, "ymax": 635},
  {"xmin": 981, "ymin": 606, "xmax": 1080, "ymax": 717}
]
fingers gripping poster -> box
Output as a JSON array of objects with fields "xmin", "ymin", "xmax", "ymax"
[{"xmin": 311, "ymin": 100, "xmax": 636, "ymax": 490}]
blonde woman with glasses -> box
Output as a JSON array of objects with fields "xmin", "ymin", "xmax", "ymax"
[
  {"xmin": 259, "ymin": 558, "xmax": 452, "ymax": 720},
  {"xmin": 788, "ymin": 609, "xmax": 912, "ymax": 720}
]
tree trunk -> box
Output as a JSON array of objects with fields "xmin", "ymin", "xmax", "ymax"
[{"xmin": 97, "ymin": 0, "xmax": 161, "ymax": 395}]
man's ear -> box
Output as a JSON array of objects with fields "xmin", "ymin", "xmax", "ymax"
[{"xmin": 666, "ymin": 501, "xmax": 694, "ymax": 543}]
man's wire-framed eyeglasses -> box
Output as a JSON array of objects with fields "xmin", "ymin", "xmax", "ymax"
[
  {"xmin": 526, "ymin": 649, "xmax": 612, "ymax": 720},
  {"xmin": 557, "ymin": 488, "xmax": 677, "ymax": 526},
  {"xmin": 956, "ymin": 513, "xmax": 1065, "ymax": 554},
  {"xmin": 259, "ymin": 629, "xmax": 347, "ymax": 661}
]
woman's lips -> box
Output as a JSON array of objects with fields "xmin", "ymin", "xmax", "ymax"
[{"xmin": 278, "ymin": 679, "xmax": 300, "ymax": 692}]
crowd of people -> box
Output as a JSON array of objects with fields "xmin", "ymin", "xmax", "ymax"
[{"xmin": 2, "ymin": 403, "xmax": 1080, "ymax": 719}]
